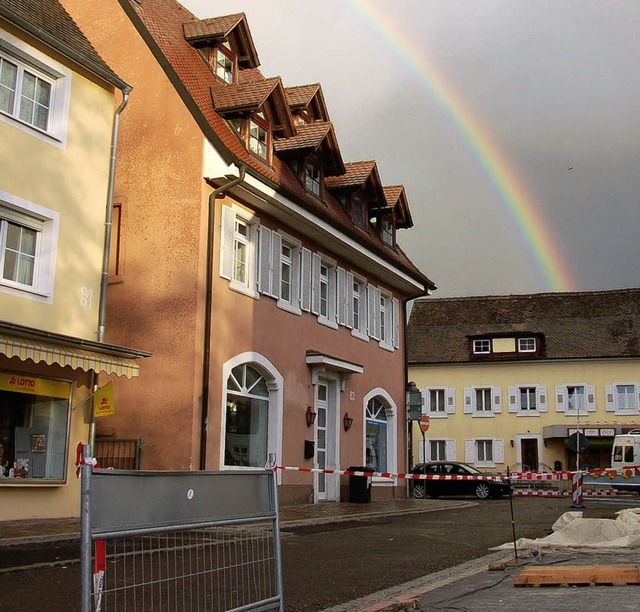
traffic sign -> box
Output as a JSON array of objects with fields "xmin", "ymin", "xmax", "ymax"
[
  {"xmin": 568, "ymin": 431, "xmax": 589, "ymax": 453},
  {"xmin": 419, "ymin": 415, "xmax": 430, "ymax": 433}
]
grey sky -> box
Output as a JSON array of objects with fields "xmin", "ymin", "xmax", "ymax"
[{"xmin": 183, "ymin": 0, "xmax": 640, "ymax": 297}]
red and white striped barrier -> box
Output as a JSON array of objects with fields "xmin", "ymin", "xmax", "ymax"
[{"xmin": 275, "ymin": 465, "xmax": 504, "ymax": 481}]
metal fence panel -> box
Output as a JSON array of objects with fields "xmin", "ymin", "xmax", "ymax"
[{"xmin": 81, "ymin": 446, "xmax": 283, "ymax": 612}]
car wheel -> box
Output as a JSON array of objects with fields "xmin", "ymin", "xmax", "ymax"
[
  {"xmin": 475, "ymin": 483, "xmax": 491, "ymax": 499},
  {"xmin": 413, "ymin": 483, "xmax": 426, "ymax": 499}
]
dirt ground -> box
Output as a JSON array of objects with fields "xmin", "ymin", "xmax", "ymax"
[{"xmin": 0, "ymin": 497, "xmax": 627, "ymax": 611}]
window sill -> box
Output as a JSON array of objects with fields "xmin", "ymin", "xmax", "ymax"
[
  {"xmin": 427, "ymin": 412, "xmax": 448, "ymax": 418},
  {"xmin": 317, "ymin": 316, "xmax": 338, "ymax": 330},
  {"xmin": 0, "ymin": 478, "xmax": 66, "ymax": 486},
  {"xmin": 351, "ymin": 329, "xmax": 369, "ymax": 342},
  {"xmin": 471, "ymin": 412, "xmax": 495, "ymax": 418},
  {"xmin": 378, "ymin": 340, "xmax": 394, "ymax": 353},
  {"xmin": 516, "ymin": 411, "xmax": 541, "ymax": 417},
  {"xmin": 277, "ymin": 300, "xmax": 302, "ymax": 316},
  {"xmin": 229, "ymin": 282, "xmax": 259, "ymax": 300}
]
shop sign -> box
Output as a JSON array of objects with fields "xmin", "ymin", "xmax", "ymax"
[
  {"xmin": 568, "ymin": 427, "xmax": 615, "ymax": 437},
  {"xmin": 94, "ymin": 382, "xmax": 115, "ymax": 418},
  {"xmin": 0, "ymin": 372, "xmax": 70, "ymax": 398}
]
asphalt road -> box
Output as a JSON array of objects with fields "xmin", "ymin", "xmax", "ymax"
[{"xmin": 0, "ymin": 497, "xmax": 626, "ymax": 611}]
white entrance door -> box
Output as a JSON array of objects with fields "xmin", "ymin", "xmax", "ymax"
[{"xmin": 315, "ymin": 381, "xmax": 338, "ymax": 501}]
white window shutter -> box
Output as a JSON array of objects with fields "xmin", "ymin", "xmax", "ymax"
[
  {"xmin": 336, "ymin": 267, "xmax": 347, "ymax": 326},
  {"xmin": 586, "ymin": 385, "xmax": 596, "ymax": 412},
  {"xmin": 271, "ymin": 232, "xmax": 282, "ymax": 299},
  {"xmin": 508, "ymin": 387, "xmax": 518, "ymax": 413},
  {"xmin": 345, "ymin": 272, "xmax": 354, "ymax": 328},
  {"xmin": 555, "ymin": 385, "xmax": 565, "ymax": 412},
  {"xmin": 463, "ymin": 388, "xmax": 473, "ymax": 414},
  {"xmin": 367, "ymin": 285, "xmax": 380, "ymax": 340},
  {"xmin": 392, "ymin": 298, "xmax": 400, "ymax": 349},
  {"xmin": 446, "ymin": 440, "xmax": 456, "ymax": 461},
  {"xmin": 464, "ymin": 440, "xmax": 475, "ymax": 463},
  {"xmin": 636, "ymin": 384, "xmax": 640, "ymax": 411},
  {"xmin": 291, "ymin": 245, "xmax": 301, "ymax": 307},
  {"xmin": 328, "ymin": 267, "xmax": 337, "ymax": 322},
  {"xmin": 300, "ymin": 248, "xmax": 312, "ymax": 311},
  {"xmin": 495, "ymin": 440, "xmax": 505, "ymax": 464},
  {"xmin": 258, "ymin": 226, "xmax": 273, "ymax": 295},
  {"xmin": 605, "ymin": 385, "xmax": 615, "ymax": 412},
  {"xmin": 538, "ymin": 386, "xmax": 548, "ymax": 412},
  {"xmin": 311, "ymin": 253, "xmax": 321, "ymax": 314},
  {"xmin": 446, "ymin": 389, "xmax": 456, "ymax": 414},
  {"xmin": 422, "ymin": 388, "xmax": 430, "ymax": 413},
  {"xmin": 219, "ymin": 205, "xmax": 235, "ymax": 280},
  {"xmin": 423, "ymin": 439, "xmax": 431, "ymax": 462},
  {"xmin": 492, "ymin": 388, "xmax": 502, "ymax": 413}
]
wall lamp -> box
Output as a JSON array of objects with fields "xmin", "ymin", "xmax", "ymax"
[
  {"xmin": 305, "ymin": 406, "xmax": 316, "ymax": 428},
  {"xmin": 343, "ymin": 413, "xmax": 354, "ymax": 432}
]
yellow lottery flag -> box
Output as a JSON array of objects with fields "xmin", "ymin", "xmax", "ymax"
[{"xmin": 94, "ymin": 381, "xmax": 115, "ymax": 418}]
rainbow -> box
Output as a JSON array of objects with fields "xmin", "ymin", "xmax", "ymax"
[{"xmin": 347, "ymin": 0, "xmax": 574, "ymax": 292}]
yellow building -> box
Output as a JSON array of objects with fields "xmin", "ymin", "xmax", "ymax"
[
  {"xmin": 407, "ymin": 289, "xmax": 640, "ymax": 476},
  {"xmin": 0, "ymin": 0, "xmax": 148, "ymax": 520}
]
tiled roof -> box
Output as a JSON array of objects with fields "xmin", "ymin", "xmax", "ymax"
[
  {"xmin": 118, "ymin": 0, "xmax": 433, "ymax": 291},
  {"xmin": 212, "ymin": 77, "xmax": 281, "ymax": 112},
  {"xmin": 183, "ymin": 13, "xmax": 243, "ymax": 41},
  {"xmin": 383, "ymin": 186, "xmax": 403, "ymax": 205},
  {"xmin": 407, "ymin": 289, "xmax": 640, "ymax": 363},
  {"xmin": 325, "ymin": 161, "xmax": 377, "ymax": 189},
  {"xmin": 0, "ymin": 0, "xmax": 127, "ymax": 89},
  {"xmin": 273, "ymin": 122, "xmax": 332, "ymax": 154},
  {"xmin": 238, "ymin": 67, "xmax": 265, "ymax": 84},
  {"xmin": 285, "ymin": 84, "xmax": 321, "ymax": 108},
  {"xmin": 384, "ymin": 185, "xmax": 413, "ymax": 229}
]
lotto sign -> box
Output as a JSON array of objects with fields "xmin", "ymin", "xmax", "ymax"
[
  {"xmin": 94, "ymin": 382, "xmax": 115, "ymax": 418},
  {"xmin": 419, "ymin": 415, "xmax": 430, "ymax": 432}
]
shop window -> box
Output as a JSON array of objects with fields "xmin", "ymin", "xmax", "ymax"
[
  {"xmin": 223, "ymin": 364, "xmax": 269, "ymax": 468},
  {"xmin": 0, "ymin": 374, "xmax": 70, "ymax": 482}
]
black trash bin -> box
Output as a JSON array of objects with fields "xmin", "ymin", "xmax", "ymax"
[{"xmin": 347, "ymin": 466, "xmax": 373, "ymax": 503}]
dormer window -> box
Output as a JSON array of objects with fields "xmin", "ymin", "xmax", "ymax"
[
  {"xmin": 249, "ymin": 113, "xmax": 269, "ymax": 160},
  {"xmin": 381, "ymin": 217, "xmax": 394, "ymax": 246},
  {"xmin": 304, "ymin": 160, "xmax": 321, "ymax": 196},
  {"xmin": 473, "ymin": 339, "xmax": 491, "ymax": 354},
  {"xmin": 352, "ymin": 193, "xmax": 366, "ymax": 229},
  {"xmin": 518, "ymin": 337, "xmax": 536, "ymax": 352},
  {"xmin": 212, "ymin": 41, "xmax": 235, "ymax": 84}
]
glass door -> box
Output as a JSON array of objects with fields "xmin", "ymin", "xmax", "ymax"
[{"xmin": 316, "ymin": 383, "xmax": 328, "ymax": 500}]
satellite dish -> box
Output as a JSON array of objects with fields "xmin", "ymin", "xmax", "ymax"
[{"xmin": 568, "ymin": 431, "xmax": 589, "ymax": 453}]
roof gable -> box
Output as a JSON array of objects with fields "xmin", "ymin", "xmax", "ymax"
[
  {"xmin": 285, "ymin": 83, "xmax": 330, "ymax": 123},
  {"xmin": 183, "ymin": 12, "xmax": 259, "ymax": 68},
  {"xmin": 273, "ymin": 122, "xmax": 344, "ymax": 175}
]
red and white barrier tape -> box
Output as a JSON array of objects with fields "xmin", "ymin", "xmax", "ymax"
[{"xmin": 276, "ymin": 465, "xmax": 504, "ymax": 481}]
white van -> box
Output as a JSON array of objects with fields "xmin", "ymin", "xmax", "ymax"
[
  {"xmin": 611, "ymin": 434, "xmax": 640, "ymax": 470},
  {"xmin": 609, "ymin": 433, "xmax": 640, "ymax": 493}
]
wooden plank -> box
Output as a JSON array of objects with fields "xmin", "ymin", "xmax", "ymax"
[{"xmin": 514, "ymin": 565, "xmax": 640, "ymax": 587}]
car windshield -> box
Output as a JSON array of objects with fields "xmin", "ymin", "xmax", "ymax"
[{"xmin": 458, "ymin": 464, "xmax": 482, "ymax": 475}]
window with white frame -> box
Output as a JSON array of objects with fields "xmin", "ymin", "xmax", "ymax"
[
  {"xmin": 605, "ymin": 383, "xmax": 640, "ymax": 414},
  {"xmin": 472, "ymin": 339, "xmax": 491, "ymax": 354},
  {"xmin": 419, "ymin": 438, "xmax": 456, "ymax": 463},
  {"xmin": 555, "ymin": 384, "xmax": 594, "ymax": 415},
  {"xmin": 508, "ymin": 385, "xmax": 548, "ymax": 415},
  {"xmin": 248, "ymin": 113, "xmax": 269, "ymax": 161},
  {"xmin": 518, "ymin": 337, "xmax": 536, "ymax": 352},
  {"xmin": 272, "ymin": 232, "xmax": 301, "ymax": 314},
  {"xmin": 381, "ymin": 217, "xmax": 394, "ymax": 246},
  {"xmin": 0, "ymin": 193, "xmax": 58, "ymax": 300},
  {"xmin": 351, "ymin": 276, "xmax": 367, "ymax": 340},
  {"xmin": 424, "ymin": 387, "xmax": 455, "ymax": 417},
  {"xmin": 211, "ymin": 41, "xmax": 235, "ymax": 84},
  {"xmin": 464, "ymin": 386, "xmax": 502, "ymax": 417},
  {"xmin": 465, "ymin": 437, "xmax": 504, "ymax": 467},
  {"xmin": 220, "ymin": 205, "xmax": 258, "ymax": 298},
  {"xmin": 365, "ymin": 397, "xmax": 388, "ymax": 472},
  {"xmin": 0, "ymin": 30, "xmax": 71, "ymax": 145},
  {"xmin": 311, "ymin": 253, "xmax": 336, "ymax": 328}
]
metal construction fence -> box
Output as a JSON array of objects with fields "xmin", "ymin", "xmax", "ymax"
[{"xmin": 80, "ymin": 446, "xmax": 284, "ymax": 612}]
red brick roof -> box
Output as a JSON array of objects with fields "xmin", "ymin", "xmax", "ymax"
[
  {"xmin": 1, "ymin": 0, "xmax": 127, "ymax": 89},
  {"xmin": 212, "ymin": 77, "xmax": 282, "ymax": 112},
  {"xmin": 325, "ymin": 161, "xmax": 378, "ymax": 190},
  {"xmin": 285, "ymin": 84, "xmax": 320, "ymax": 108},
  {"xmin": 384, "ymin": 186, "xmax": 413, "ymax": 229},
  {"xmin": 119, "ymin": 0, "xmax": 433, "ymax": 290},
  {"xmin": 408, "ymin": 289, "xmax": 640, "ymax": 363}
]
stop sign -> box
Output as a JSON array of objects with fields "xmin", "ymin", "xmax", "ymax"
[{"xmin": 419, "ymin": 415, "xmax": 430, "ymax": 432}]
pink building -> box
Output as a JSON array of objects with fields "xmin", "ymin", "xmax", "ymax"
[{"xmin": 63, "ymin": 0, "xmax": 435, "ymax": 503}]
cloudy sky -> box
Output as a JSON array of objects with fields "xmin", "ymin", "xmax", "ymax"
[{"xmin": 183, "ymin": 0, "xmax": 639, "ymax": 298}]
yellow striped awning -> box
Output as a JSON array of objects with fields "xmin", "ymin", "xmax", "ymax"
[{"xmin": 0, "ymin": 333, "xmax": 146, "ymax": 379}]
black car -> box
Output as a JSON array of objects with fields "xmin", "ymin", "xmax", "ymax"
[{"xmin": 411, "ymin": 461, "xmax": 510, "ymax": 500}]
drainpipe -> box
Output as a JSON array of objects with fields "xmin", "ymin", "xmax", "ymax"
[
  {"xmin": 200, "ymin": 163, "xmax": 246, "ymax": 470},
  {"xmin": 91, "ymin": 86, "xmax": 131, "ymax": 447},
  {"xmin": 97, "ymin": 86, "xmax": 132, "ymax": 344}
]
